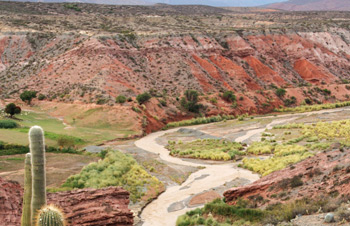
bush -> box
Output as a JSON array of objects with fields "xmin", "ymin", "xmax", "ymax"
[
  {"xmin": 96, "ymin": 98, "xmax": 107, "ymax": 105},
  {"xmin": 290, "ymin": 175, "xmax": 303, "ymax": 188},
  {"xmin": 275, "ymin": 88, "xmax": 286, "ymax": 98},
  {"xmin": 222, "ymin": 91, "xmax": 236, "ymax": 103},
  {"xmin": 159, "ymin": 99, "xmax": 167, "ymax": 106},
  {"xmin": 304, "ymin": 98, "xmax": 312, "ymax": 105},
  {"xmin": 136, "ymin": 92, "xmax": 151, "ymax": 104},
  {"xmin": 0, "ymin": 120, "xmax": 19, "ymax": 129},
  {"xmin": 115, "ymin": 95, "xmax": 126, "ymax": 104},
  {"xmin": 132, "ymin": 106, "xmax": 141, "ymax": 113},
  {"xmin": 38, "ymin": 94, "xmax": 46, "ymax": 100},
  {"xmin": 57, "ymin": 136, "xmax": 76, "ymax": 148}
]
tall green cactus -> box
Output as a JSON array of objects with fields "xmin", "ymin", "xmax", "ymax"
[
  {"xmin": 29, "ymin": 126, "xmax": 47, "ymax": 224},
  {"xmin": 21, "ymin": 153, "xmax": 32, "ymax": 226},
  {"xmin": 35, "ymin": 205, "xmax": 66, "ymax": 226}
]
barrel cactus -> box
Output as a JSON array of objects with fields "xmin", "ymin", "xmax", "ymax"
[
  {"xmin": 29, "ymin": 126, "xmax": 47, "ymax": 223},
  {"xmin": 21, "ymin": 153, "xmax": 32, "ymax": 226},
  {"xmin": 35, "ymin": 205, "xmax": 66, "ymax": 226}
]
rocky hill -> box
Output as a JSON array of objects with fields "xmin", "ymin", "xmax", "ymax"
[
  {"xmin": 1, "ymin": 2, "xmax": 350, "ymax": 132},
  {"xmin": 266, "ymin": 0, "xmax": 350, "ymax": 11}
]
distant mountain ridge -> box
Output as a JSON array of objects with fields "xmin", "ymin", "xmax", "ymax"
[
  {"xmin": 0, "ymin": 0, "xmax": 286, "ymax": 7},
  {"xmin": 266, "ymin": 0, "xmax": 350, "ymax": 11}
]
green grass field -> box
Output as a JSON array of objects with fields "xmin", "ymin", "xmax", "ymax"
[{"xmin": 0, "ymin": 109, "xmax": 138, "ymax": 147}]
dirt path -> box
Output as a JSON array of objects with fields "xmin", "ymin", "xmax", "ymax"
[{"xmin": 135, "ymin": 107, "xmax": 350, "ymax": 226}]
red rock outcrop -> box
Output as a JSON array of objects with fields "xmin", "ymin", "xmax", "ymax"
[
  {"xmin": 224, "ymin": 149, "xmax": 350, "ymax": 207},
  {"xmin": 48, "ymin": 187, "xmax": 134, "ymax": 226},
  {"xmin": 0, "ymin": 178, "xmax": 23, "ymax": 226},
  {"xmin": 0, "ymin": 178, "xmax": 134, "ymax": 226}
]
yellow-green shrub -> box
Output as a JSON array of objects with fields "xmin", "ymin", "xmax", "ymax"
[
  {"xmin": 274, "ymin": 144, "xmax": 307, "ymax": 157},
  {"xmin": 242, "ymin": 152, "xmax": 313, "ymax": 176},
  {"xmin": 62, "ymin": 150, "xmax": 163, "ymax": 202},
  {"xmin": 167, "ymin": 139, "xmax": 244, "ymax": 161},
  {"xmin": 246, "ymin": 142, "xmax": 274, "ymax": 155}
]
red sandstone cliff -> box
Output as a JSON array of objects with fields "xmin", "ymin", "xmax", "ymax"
[{"xmin": 0, "ymin": 177, "xmax": 133, "ymax": 226}]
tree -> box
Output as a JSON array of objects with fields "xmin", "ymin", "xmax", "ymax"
[
  {"xmin": 222, "ymin": 91, "xmax": 236, "ymax": 102},
  {"xmin": 136, "ymin": 92, "xmax": 151, "ymax": 104},
  {"xmin": 20, "ymin": 90, "xmax": 37, "ymax": 104},
  {"xmin": 275, "ymin": 88, "xmax": 286, "ymax": 98},
  {"xmin": 5, "ymin": 103, "xmax": 21, "ymax": 117},
  {"xmin": 181, "ymin": 90, "xmax": 202, "ymax": 113}
]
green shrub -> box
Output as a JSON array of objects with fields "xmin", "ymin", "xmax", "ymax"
[
  {"xmin": 116, "ymin": 95, "xmax": 127, "ymax": 104},
  {"xmin": 57, "ymin": 136, "xmax": 76, "ymax": 148},
  {"xmin": 132, "ymin": 106, "xmax": 141, "ymax": 113},
  {"xmin": 159, "ymin": 99, "xmax": 167, "ymax": 106},
  {"xmin": 290, "ymin": 175, "xmax": 303, "ymax": 188},
  {"xmin": 38, "ymin": 94, "xmax": 46, "ymax": 100},
  {"xmin": 63, "ymin": 3, "xmax": 82, "ymax": 11},
  {"xmin": 222, "ymin": 91, "xmax": 236, "ymax": 102},
  {"xmin": 275, "ymin": 88, "xmax": 286, "ymax": 98},
  {"xmin": 0, "ymin": 120, "xmax": 19, "ymax": 129},
  {"xmin": 304, "ymin": 98, "xmax": 312, "ymax": 105},
  {"xmin": 96, "ymin": 98, "xmax": 107, "ymax": 105},
  {"xmin": 137, "ymin": 92, "xmax": 152, "ymax": 104}
]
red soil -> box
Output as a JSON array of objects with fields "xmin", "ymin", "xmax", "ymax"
[
  {"xmin": 209, "ymin": 55, "xmax": 261, "ymax": 90},
  {"xmin": 294, "ymin": 59, "xmax": 338, "ymax": 84},
  {"xmin": 244, "ymin": 56, "xmax": 286, "ymax": 86}
]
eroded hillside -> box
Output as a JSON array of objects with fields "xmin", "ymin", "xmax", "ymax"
[{"xmin": 1, "ymin": 2, "xmax": 350, "ymax": 133}]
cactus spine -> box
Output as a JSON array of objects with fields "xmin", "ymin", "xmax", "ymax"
[
  {"xmin": 35, "ymin": 205, "xmax": 66, "ymax": 226},
  {"xmin": 29, "ymin": 126, "xmax": 47, "ymax": 224},
  {"xmin": 21, "ymin": 153, "xmax": 32, "ymax": 226}
]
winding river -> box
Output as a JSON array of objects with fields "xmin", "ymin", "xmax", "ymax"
[{"xmin": 135, "ymin": 107, "xmax": 350, "ymax": 226}]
